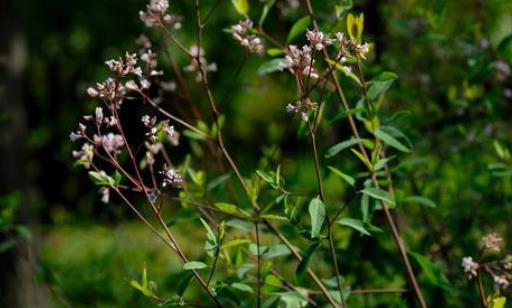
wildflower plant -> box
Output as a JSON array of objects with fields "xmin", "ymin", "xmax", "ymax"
[
  {"xmin": 69, "ymin": 0, "xmax": 473, "ymax": 307},
  {"xmin": 461, "ymin": 233, "xmax": 511, "ymax": 307}
]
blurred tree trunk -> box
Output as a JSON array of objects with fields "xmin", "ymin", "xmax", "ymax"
[{"xmin": 0, "ymin": 0, "xmax": 50, "ymax": 307}]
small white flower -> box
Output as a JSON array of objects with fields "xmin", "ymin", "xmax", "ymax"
[
  {"xmin": 503, "ymin": 255, "xmax": 512, "ymax": 270},
  {"xmin": 461, "ymin": 256, "xmax": 479, "ymax": 278},
  {"xmin": 87, "ymin": 87, "xmax": 99, "ymax": 98},
  {"xmin": 494, "ymin": 275, "xmax": 509, "ymax": 289},
  {"xmin": 99, "ymin": 187, "xmax": 110, "ymax": 204},
  {"xmin": 125, "ymin": 80, "xmax": 139, "ymax": 91},
  {"xmin": 148, "ymin": 0, "xmax": 169, "ymax": 13},
  {"xmin": 95, "ymin": 107, "xmax": 104, "ymax": 125},
  {"xmin": 69, "ymin": 131, "xmax": 82, "ymax": 142},
  {"xmin": 141, "ymin": 79, "xmax": 151, "ymax": 89},
  {"xmin": 142, "ymin": 115, "xmax": 157, "ymax": 128},
  {"xmin": 104, "ymin": 116, "xmax": 117, "ymax": 127},
  {"xmin": 102, "ymin": 133, "xmax": 125, "ymax": 154}
]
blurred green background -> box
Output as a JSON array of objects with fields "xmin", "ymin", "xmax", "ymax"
[{"xmin": 1, "ymin": 0, "xmax": 512, "ymax": 306}]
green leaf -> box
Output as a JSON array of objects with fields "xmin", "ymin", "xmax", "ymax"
[
  {"xmin": 296, "ymin": 242, "xmax": 320, "ymax": 283},
  {"xmin": 261, "ymin": 214, "xmax": 288, "ymax": 221},
  {"xmin": 277, "ymin": 291, "xmax": 309, "ymax": 307},
  {"xmin": 226, "ymin": 219, "xmax": 252, "ymax": 231},
  {"xmin": 367, "ymin": 72, "xmax": 398, "ymax": 100},
  {"xmin": 230, "ymin": 0, "xmax": 249, "ymax": 15},
  {"xmin": 249, "ymin": 243, "xmax": 269, "ymax": 256},
  {"xmin": 287, "ymin": 16, "xmax": 311, "ymax": 43},
  {"xmin": 129, "ymin": 267, "xmax": 156, "ymax": 298},
  {"xmin": 256, "ymin": 169, "xmax": 275, "ymax": 185},
  {"xmin": 403, "ymin": 196, "xmax": 437, "ymax": 208},
  {"xmin": 329, "ymin": 107, "xmax": 365, "ymax": 123},
  {"xmin": 259, "ymin": 0, "xmax": 275, "ymax": 26},
  {"xmin": 335, "ymin": 0, "xmax": 353, "ymax": 19},
  {"xmin": 328, "ymin": 166, "xmax": 355, "ymax": 186},
  {"xmin": 183, "ymin": 261, "xmax": 208, "ymax": 270},
  {"xmin": 257, "ymin": 58, "xmax": 284, "ymax": 75},
  {"xmin": 361, "ymin": 192, "xmax": 370, "ymax": 222},
  {"xmin": 347, "ymin": 12, "xmax": 364, "ymax": 42},
  {"xmin": 361, "ymin": 187, "xmax": 395, "ymax": 205},
  {"xmin": 490, "ymin": 296, "xmax": 507, "ymax": 308},
  {"xmin": 374, "ymin": 156, "xmax": 395, "ymax": 171},
  {"xmin": 206, "ymin": 173, "xmax": 231, "ymax": 191},
  {"xmin": 113, "ymin": 170, "xmax": 122, "ymax": 185},
  {"xmin": 325, "ymin": 138, "xmax": 366, "ymax": 158},
  {"xmin": 88, "ymin": 171, "xmax": 115, "ymax": 187},
  {"xmin": 199, "ymin": 218, "xmax": 217, "ymax": 244},
  {"xmin": 350, "ymin": 148, "xmax": 373, "ymax": 170},
  {"xmin": 374, "ymin": 126, "xmax": 411, "ymax": 153},
  {"xmin": 337, "ymin": 218, "xmax": 370, "ymax": 236},
  {"xmin": 183, "ymin": 129, "xmax": 207, "ymax": 141},
  {"xmin": 409, "ymin": 251, "xmax": 452, "ymax": 291},
  {"xmin": 326, "ymin": 59, "xmax": 362, "ymax": 86},
  {"xmin": 177, "ymin": 272, "xmax": 194, "ymax": 297},
  {"xmin": 308, "ymin": 197, "xmax": 325, "ymax": 239},
  {"xmin": 267, "ymin": 48, "xmax": 284, "ymax": 56},
  {"xmin": 221, "ymin": 239, "xmax": 251, "ymax": 250},
  {"xmin": 215, "ymin": 202, "xmax": 251, "ymax": 218},
  {"xmin": 264, "ymin": 244, "xmax": 291, "ymax": 259},
  {"xmin": 231, "ymin": 282, "xmax": 254, "ymax": 293}
]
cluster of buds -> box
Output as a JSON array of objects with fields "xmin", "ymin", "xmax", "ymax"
[
  {"xmin": 72, "ymin": 143, "xmax": 94, "ymax": 169},
  {"xmin": 286, "ymin": 98, "xmax": 317, "ymax": 122},
  {"xmin": 184, "ymin": 45, "xmax": 217, "ymax": 82},
  {"xmin": 87, "ymin": 53, "xmax": 145, "ymax": 102},
  {"xmin": 87, "ymin": 78, "xmax": 118, "ymax": 101},
  {"xmin": 82, "ymin": 107, "xmax": 117, "ymax": 127},
  {"xmin": 462, "ymin": 233, "xmax": 512, "ymax": 290},
  {"xmin": 99, "ymin": 133, "xmax": 125, "ymax": 154},
  {"xmin": 306, "ymin": 29, "xmax": 333, "ymax": 51},
  {"xmin": 123, "ymin": 49, "xmax": 163, "ymax": 93},
  {"xmin": 231, "ymin": 19, "xmax": 264, "ymax": 54},
  {"xmin": 281, "ymin": 45, "xmax": 318, "ymax": 79},
  {"xmin": 104, "ymin": 53, "xmax": 142, "ymax": 77},
  {"xmin": 141, "ymin": 115, "xmax": 179, "ymax": 145},
  {"xmin": 335, "ymin": 32, "xmax": 369, "ymax": 60},
  {"xmin": 160, "ymin": 166, "xmax": 183, "ymax": 188},
  {"xmin": 141, "ymin": 115, "xmax": 179, "ymax": 166},
  {"xmin": 139, "ymin": 0, "xmax": 181, "ymax": 30},
  {"xmin": 481, "ymin": 232, "xmax": 504, "ymax": 253}
]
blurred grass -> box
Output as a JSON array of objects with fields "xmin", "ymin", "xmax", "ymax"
[{"xmin": 40, "ymin": 222, "xmax": 184, "ymax": 307}]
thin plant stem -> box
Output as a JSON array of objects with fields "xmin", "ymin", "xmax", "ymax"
[
  {"xmin": 307, "ymin": 119, "xmax": 346, "ymax": 308},
  {"xmin": 255, "ymin": 221, "xmax": 261, "ymax": 308},
  {"xmin": 477, "ymin": 271, "xmax": 488, "ymax": 308},
  {"xmin": 207, "ymin": 236, "xmax": 222, "ymax": 287}
]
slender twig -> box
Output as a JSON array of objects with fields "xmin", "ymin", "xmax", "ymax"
[
  {"xmin": 477, "ymin": 271, "xmax": 488, "ymax": 308},
  {"xmin": 255, "ymin": 221, "xmax": 261, "ymax": 308},
  {"xmin": 207, "ymin": 235, "xmax": 222, "ymax": 286}
]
